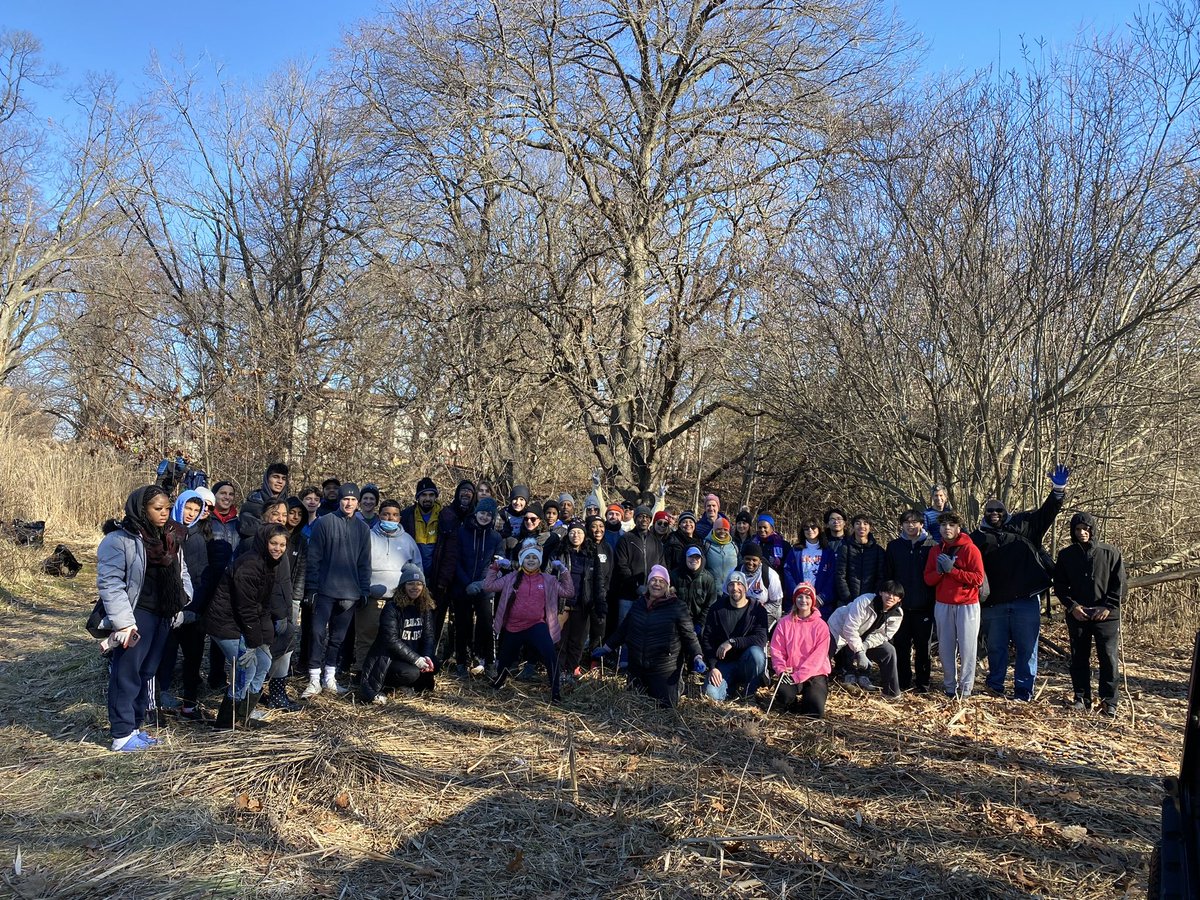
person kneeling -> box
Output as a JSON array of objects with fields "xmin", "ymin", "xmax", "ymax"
[
  {"xmin": 701, "ymin": 571, "xmax": 769, "ymax": 703},
  {"xmin": 769, "ymin": 584, "xmax": 832, "ymax": 717},
  {"xmin": 360, "ymin": 564, "xmax": 437, "ymax": 705},
  {"xmin": 827, "ymin": 581, "xmax": 904, "ymax": 697}
]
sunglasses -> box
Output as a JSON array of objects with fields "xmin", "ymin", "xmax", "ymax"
[
  {"xmin": 984, "ymin": 507, "xmax": 1005, "ymax": 515},
  {"xmin": 524, "ymin": 515, "xmax": 540, "ymax": 522}
]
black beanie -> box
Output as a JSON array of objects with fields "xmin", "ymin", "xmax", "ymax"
[{"xmin": 416, "ymin": 477, "xmax": 438, "ymax": 498}]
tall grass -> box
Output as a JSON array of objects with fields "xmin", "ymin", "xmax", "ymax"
[{"xmin": 0, "ymin": 395, "xmax": 138, "ymax": 585}]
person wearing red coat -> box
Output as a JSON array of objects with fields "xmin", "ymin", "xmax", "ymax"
[{"xmin": 924, "ymin": 512, "xmax": 985, "ymax": 698}]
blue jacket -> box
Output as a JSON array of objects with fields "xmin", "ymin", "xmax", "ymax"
[
  {"xmin": 97, "ymin": 528, "xmax": 193, "ymax": 631},
  {"xmin": 781, "ymin": 543, "xmax": 836, "ymax": 615},
  {"xmin": 305, "ymin": 510, "xmax": 372, "ymax": 600},
  {"xmin": 455, "ymin": 520, "xmax": 503, "ymax": 587}
]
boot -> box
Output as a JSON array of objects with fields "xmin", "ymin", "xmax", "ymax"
[
  {"xmin": 243, "ymin": 692, "xmax": 269, "ymax": 729},
  {"xmin": 269, "ymin": 678, "xmax": 301, "ymax": 713},
  {"xmin": 211, "ymin": 693, "xmax": 234, "ymax": 730},
  {"xmin": 300, "ymin": 668, "xmax": 322, "ymax": 699}
]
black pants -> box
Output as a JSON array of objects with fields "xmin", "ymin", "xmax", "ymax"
[
  {"xmin": 497, "ymin": 623, "xmax": 560, "ymax": 700},
  {"xmin": 1067, "ymin": 615, "xmax": 1120, "ymax": 703},
  {"xmin": 432, "ymin": 593, "xmax": 453, "ymax": 657},
  {"xmin": 361, "ymin": 655, "xmax": 437, "ymax": 700},
  {"xmin": 893, "ymin": 609, "xmax": 934, "ymax": 690},
  {"xmin": 299, "ymin": 600, "xmax": 314, "ymax": 670},
  {"xmin": 776, "ymin": 674, "xmax": 829, "ymax": 717},
  {"xmin": 627, "ymin": 661, "xmax": 683, "ymax": 708},
  {"xmin": 157, "ymin": 620, "xmax": 206, "ymax": 704},
  {"xmin": 559, "ymin": 604, "xmax": 606, "ymax": 675},
  {"xmin": 835, "ymin": 642, "xmax": 900, "ymax": 695},
  {"xmin": 452, "ymin": 590, "xmax": 494, "ymax": 665}
]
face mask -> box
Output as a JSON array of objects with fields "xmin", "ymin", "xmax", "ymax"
[{"xmin": 378, "ymin": 520, "xmax": 400, "ymax": 534}]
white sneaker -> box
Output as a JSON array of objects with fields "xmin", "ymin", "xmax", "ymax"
[
  {"xmin": 370, "ymin": 694, "xmax": 387, "ymax": 706},
  {"xmin": 322, "ymin": 667, "xmax": 348, "ymax": 695},
  {"xmin": 469, "ymin": 658, "xmax": 485, "ymax": 676},
  {"xmin": 249, "ymin": 708, "xmax": 269, "ymax": 720},
  {"xmin": 300, "ymin": 679, "xmax": 322, "ymax": 699}
]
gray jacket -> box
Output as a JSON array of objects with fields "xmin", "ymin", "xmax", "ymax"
[{"xmin": 97, "ymin": 528, "xmax": 194, "ymax": 631}]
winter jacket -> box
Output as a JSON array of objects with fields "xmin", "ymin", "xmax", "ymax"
[
  {"xmin": 756, "ymin": 532, "xmax": 792, "ymax": 575},
  {"xmin": 401, "ymin": 502, "xmax": 442, "ymax": 573},
  {"xmin": 671, "ymin": 565, "xmax": 718, "ymax": 627},
  {"xmin": 239, "ymin": 467, "xmax": 290, "ymax": 539},
  {"xmin": 484, "ymin": 565, "xmax": 575, "ymax": 641},
  {"xmin": 208, "ymin": 509, "xmax": 241, "ymax": 562},
  {"xmin": 179, "ymin": 525, "xmax": 212, "ymax": 614},
  {"xmin": 369, "ymin": 526, "xmax": 421, "ymax": 599},
  {"xmin": 553, "ymin": 543, "xmax": 612, "ymax": 613},
  {"xmin": 430, "ymin": 481, "xmax": 476, "ymax": 593},
  {"xmin": 505, "ymin": 528, "xmax": 562, "ymax": 571},
  {"xmin": 781, "ymin": 542, "xmax": 837, "ymax": 614},
  {"xmin": 703, "ymin": 535, "xmax": 739, "ymax": 591},
  {"xmin": 700, "ymin": 596, "xmax": 769, "ymax": 666},
  {"xmin": 1053, "ymin": 512, "xmax": 1126, "ymax": 614},
  {"xmin": 97, "ymin": 528, "xmax": 194, "ymax": 632},
  {"xmin": 827, "ymin": 592, "xmax": 903, "ymax": 654},
  {"xmin": 608, "ymin": 593, "xmax": 702, "ymax": 675},
  {"xmin": 286, "ymin": 530, "xmax": 308, "ymax": 603},
  {"xmin": 360, "ymin": 601, "xmax": 436, "ymax": 696},
  {"xmin": 836, "ymin": 535, "xmax": 886, "ymax": 607},
  {"xmin": 663, "ymin": 532, "xmax": 704, "ymax": 572},
  {"xmin": 694, "ymin": 513, "xmax": 721, "ymax": 541},
  {"xmin": 885, "ymin": 533, "xmax": 937, "ymax": 612},
  {"xmin": 614, "ymin": 528, "xmax": 665, "ymax": 600},
  {"xmin": 923, "ymin": 531, "xmax": 985, "ymax": 605},
  {"xmin": 204, "ymin": 530, "xmax": 282, "ymax": 648},
  {"xmin": 742, "ymin": 565, "xmax": 783, "ymax": 628},
  {"xmin": 770, "ymin": 609, "xmax": 833, "ymax": 684},
  {"xmin": 455, "ymin": 519, "xmax": 504, "ymax": 588},
  {"xmin": 305, "ymin": 510, "xmax": 372, "ymax": 600},
  {"xmin": 970, "ymin": 490, "xmax": 1063, "ymax": 604}
]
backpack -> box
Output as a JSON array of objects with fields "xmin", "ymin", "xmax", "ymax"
[
  {"xmin": 183, "ymin": 468, "xmax": 208, "ymax": 491},
  {"xmin": 6, "ymin": 519, "xmax": 45, "ymax": 546},
  {"xmin": 155, "ymin": 455, "xmax": 187, "ymax": 493},
  {"xmin": 42, "ymin": 543, "xmax": 82, "ymax": 578}
]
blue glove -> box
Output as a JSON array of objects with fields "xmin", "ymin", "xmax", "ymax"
[
  {"xmin": 1050, "ymin": 465, "xmax": 1070, "ymax": 489},
  {"xmin": 693, "ymin": 656, "xmax": 708, "ymax": 675},
  {"xmin": 936, "ymin": 553, "xmax": 954, "ymax": 574},
  {"xmin": 591, "ymin": 646, "xmax": 611, "ymax": 659}
]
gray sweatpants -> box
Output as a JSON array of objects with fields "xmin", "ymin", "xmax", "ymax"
[{"xmin": 934, "ymin": 602, "xmax": 980, "ymax": 697}]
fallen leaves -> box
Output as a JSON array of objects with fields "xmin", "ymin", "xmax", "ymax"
[{"xmin": 233, "ymin": 792, "xmax": 263, "ymax": 813}]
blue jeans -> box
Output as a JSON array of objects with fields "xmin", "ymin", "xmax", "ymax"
[
  {"xmin": 982, "ymin": 596, "xmax": 1040, "ymax": 700},
  {"xmin": 214, "ymin": 638, "xmax": 272, "ymax": 699},
  {"xmin": 704, "ymin": 645, "xmax": 767, "ymax": 701}
]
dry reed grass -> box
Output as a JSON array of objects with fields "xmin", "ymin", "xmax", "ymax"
[{"xmin": 0, "ymin": 564, "xmax": 1187, "ymax": 899}]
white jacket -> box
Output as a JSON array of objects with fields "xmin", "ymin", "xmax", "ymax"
[
  {"xmin": 743, "ymin": 565, "xmax": 783, "ymax": 627},
  {"xmin": 826, "ymin": 592, "xmax": 903, "ymax": 654}
]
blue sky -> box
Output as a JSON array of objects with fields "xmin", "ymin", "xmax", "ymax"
[{"xmin": 3, "ymin": 0, "xmax": 1141, "ymax": 122}]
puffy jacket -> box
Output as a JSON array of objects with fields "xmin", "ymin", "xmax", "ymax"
[
  {"xmin": 770, "ymin": 609, "xmax": 833, "ymax": 684},
  {"xmin": 97, "ymin": 528, "xmax": 194, "ymax": 632},
  {"xmin": 703, "ymin": 536, "xmax": 739, "ymax": 590},
  {"xmin": 614, "ymin": 528, "xmax": 665, "ymax": 600},
  {"xmin": 204, "ymin": 530, "xmax": 282, "ymax": 648},
  {"xmin": 1053, "ymin": 512, "xmax": 1126, "ymax": 614},
  {"xmin": 671, "ymin": 565, "xmax": 718, "ymax": 627},
  {"xmin": 700, "ymin": 596, "xmax": 769, "ymax": 666},
  {"xmin": 455, "ymin": 519, "xmax": 504, "ymax": 588},
  {"xmin": 923, "ymin": 532, "xmax": 985, "ymax": 605},
  {"xmin": 884, "ymin": 533, "xmax": 937, "ymax": 612},
  {"xmin": 827, "ymin": 592, "xmax": 903, "ymax": 653},
  {"xmin": 305, "ymin": 510, "xmax": 372, "ymax": 600},
  {"xmin": 781, "ymin": 542, "xmax": 837, "ymax": 614},
  {"xmin": 554, "ymin": 543, "xmax": 612, "ymax": 613},
  {"xmin": 836, "ymin": 535, "xmax": 886, "ymax": 607},
  {"xmin": 608, "ymin": 594, "xmax": 702, "ymax": 675},
  {"xmin": 484, "ymin": 565, "xmax": 575, "ymax": 641},
  {"xmin": 366, "ymin": 601, "xmax": 434, "ymax": 666},
  {"xmin": 970, "ymin": 490, "xmax": 1063, "ymax": 603},
  {"xmin": 431, "ymin": 481, "xmax": 476, "ymax": 592},
  {"xmin": 208, "ymin": 510, "xmax": 241, "ymax": 564}
]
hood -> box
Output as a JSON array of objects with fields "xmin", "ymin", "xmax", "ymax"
[
  {"xmin": 1070, "ymin": 511, "xmax": 1098, "ymax": 543},
  {"xmin": 454, "ymin": 479, "xmax": 477, "ymax": 513},
  {"xmin": 252, "ymin": 525, "xmax": 287, "ymax": 568},
  {"xmin": 123, "ymin": 485, "xmax": 168, "ymax": 538},
  {"xmin": 261, "ymin": 463, "xmax": 290, "ymax": 499},
  {"xmin": 172, "ymin": 489, "xmax": 204, "ymax": 526}
]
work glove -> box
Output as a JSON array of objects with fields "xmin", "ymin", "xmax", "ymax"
[
  {"xmin": 237, "ymin": 648, "xmax": 257, "ymax": 669},
  {"xmin": 273, "ymin": 619, "xmax": 288, "ymax": 636},
  {"xmin": 855, "ymin": 650, "xmax": 870, "ymax": 670},
  {"xmin": 369, "ymin": 583, "xmax": 387, "ymax": 599},
  {"xmin": 550, "ymin": 560, "xmax": 567, "ymax": 576},
  {"xmin": 1050, "ymin": 465, "xmax": 1071, "ymax": 491},
  {"xmin": 591, "ymin": 469, "xmax": 602, "ymax": 489},
  {"xmin": 936, "ymin": 553, "xmax": 955, "ymax": 574},
  {"xmin": 693, "ymin": 656, "xmax": 708, "ymax": 675},
  {"xmin": 466, "ymin": 580, "xmax": 483, "ymax": 596},
  {"xmin": 415, "ymin": 656, "xmax": 434, "ymax": 672},
  {"xmin": 170, "ymin": 610, "xmax": 197, "ymax": 629},
  {"xmin": 336, "ymin": 598, "xmax": 357, "ymax": 612}
]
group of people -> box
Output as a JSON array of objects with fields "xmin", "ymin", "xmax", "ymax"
[{"xmin": 94, "ymin": 463, "xmax": 1127, "ymax": 752}]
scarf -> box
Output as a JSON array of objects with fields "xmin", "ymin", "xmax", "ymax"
[
  {"xmin": 211, "ymin": 506, "xmax": 238, "ymax": 524},
  {"xmin": 709, "ymin": 531, "xmax": 732, "ymax": 546}
]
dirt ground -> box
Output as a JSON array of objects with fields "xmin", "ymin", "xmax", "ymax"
[{"xmin": 0, "ymin": 559, "xmax": 1189, "ymax": 899}]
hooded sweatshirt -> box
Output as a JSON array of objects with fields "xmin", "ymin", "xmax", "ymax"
[
  {"xmin": 431, "ymin": 479, "xmax": 476, "ymax": 592},
  {"xmin": 1052, "ymin": 512, "xmax": 1126, "ymax": 614},
  {"xmin": 240, "ymin": 466, "xmax": 290, "ymax": 539},
  {"xmin": 369, "ymin": 522, "xmax": 421, "ymax": 599},
  {"xmin": 923, "ymin": 530, "xmax": 984, "ymax": 605},
  {"xmin": 205, "ymin": 526, "xmax": 286, "ymax": 648},
  {"xmin": 770, "ymin": 607, "xmax": 833, "ymax": 684}
]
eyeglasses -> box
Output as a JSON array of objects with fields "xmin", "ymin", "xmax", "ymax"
[
  {"xmin": 984, "ymin": 508, "xmax": 1004, "ymax": 515},
  {"xmin": 524, "ymin": 516, "xmax": 540, "ymax": 523}
]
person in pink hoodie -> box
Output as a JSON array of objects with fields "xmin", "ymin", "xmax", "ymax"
[{"xmin": 769, "ymin": 583, "xmax": 833, "ymax": 717}]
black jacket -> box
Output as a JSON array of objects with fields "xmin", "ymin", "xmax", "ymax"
[
  {"xmin": 671, "ymin": 565, "xmax": 718, "ymax": 627},
  {"xmin": 884, "ymin": 533, "xmax": 937, "ymax": 612},
  {"xmin": 239, "ymin": 467, "xmax": 290, "ymax": 539},
  {"xmin": 614, "ymin": 528, "xmax": 665, "ymax": 600},
  {"xmin": 608, "ymin": 594, "xmax": 701, "ymax": 675},
  {"xmin": 205, "ymin": 530, "xmax": 282, "ymax": 648},
  {"xmin": 504, "ymin": 528, "xmax": 561, "ymax": 571},
  {"xmin": 1053, "ymin": 513, "xmax": 1126, "ymax": 614},
  {"xmin": 361, "ymin": 600, "xmax": 435, "ymax": 695},
  {"xmin": 700, "ymin": 596, "xmax": 769, "ymax": 666},
  {"xmin": 971, "ymin": 490, "xmax": 1063, "ymax": 604},
  {"xmin": 836, "ymin": 535, "xmax": 886, "ymax": 606},
  {"xmin": 663, "ymin": 532, "xmax": 703, "ymax": 572},
  {"xmin": 554, "ymin": 542, "xmax": 613, "ymax": 613}
]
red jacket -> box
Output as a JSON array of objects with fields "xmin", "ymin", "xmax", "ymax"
[{"xmin": 923, "ymin": 531, "xmax": 984, "ymax": 605}]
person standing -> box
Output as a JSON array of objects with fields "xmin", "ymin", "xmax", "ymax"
[
  {"xmin": 835, "ymin": 514, "xmax": 886, "ymax": 609},
  {"xmin": 923, "ymin": 484, "xmax": 952, "ymax": 534},
  {"xmin": 924, "ymin": 512, "xmax": 985, "ymax": 698},
  {"xmin": 453, "ymin": 498, "xmax": 504, "ymax": 678},
  {"xmin": 402, "ymin": 477, "xmax": 443, "ymax": 577},
  {"xmin": 302, "ymin": 483, "xmax": 372, "ymax": 698},
  {"xmin": 1054, "ymin": 512, "xmax": 1126, "ymax": 716},
  {"xmin": 970, "ymin": 466, "xmax": 1069, "ymax": 701},
  {"xmin": 782, "ymin": 518, "xmax": 837, "ymax": 616},
  {"xmin": 885, "ymin": 510, "xmax": 937, "ymax": 693},
  {"xmin": 239, "ymin": 462, "xmax": 290, "ymax": 538}
]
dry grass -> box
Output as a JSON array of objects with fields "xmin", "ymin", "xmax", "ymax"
[{"xmin": 0, "ymin": 560, "xmax": 1190, "ymax": 899}]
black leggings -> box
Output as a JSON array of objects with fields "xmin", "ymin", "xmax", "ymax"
[{"xmin": 775, "ymin": 674, "xmax": 828, "ymax": 717}]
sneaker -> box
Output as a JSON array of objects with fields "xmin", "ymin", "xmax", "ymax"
[
  {"xmin": 469, "ymin": 658, "xmax": 486, "ymax": 676},
  {"xmin": 913, "ymin": 684, "xmax": 930, "ymax": 694},
  {"xmin": 455, "ymin": 664, "xmax": 469, "ymax": 680},
  {"xmin": 1101, "ymin": 701, "xmax": 1117, "ymax": 717},
  {"xmin": 857, "ymin": 675, "xmax": 878, "ymax": 692},
  {"xmin": 112, "ymin": 732, "xmax": 152, "ymax": 752},
  {"xmin": 324, "ymin": 680, "xmax": 349, "ymax": 696},
  {"xmin": 984, "ymin": 686, "xmax": 1007, "ymax": 699},
  {"xmin": 135, "ymin": 729, "xmax": 162, "ymax": 746},
  {"xmin": 1071, "ymin": 696, "xmax": 1089, "ymax": 711},
  {"xmin": 300, "ymin": 680, "xmax": 322, "ymax": 699},
  {"xmin": 518, "ymin": 662, "xmax": 539, "ymax": 682},
  {"xmin": 370, "ymin": 694, "xmax": 387, "ymax": 706},
  {"xmin": 840, "ymin": 673, "xmax": 860, "ymax": 689},
  {"xmin": 883, "ymin": 689, "xmax": 902, "ymax": 700},
  {"xmin": 159, "ymin": 691, "xmax": 182, "ymax": 710},
  {"xmin": 178, "ymin": 704, "xmax": 210, "ymax": 723}
]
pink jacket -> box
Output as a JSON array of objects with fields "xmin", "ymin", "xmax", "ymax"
[
  {"xmin": 769, "ymin": 608, "xmax": 832, "ymax": 684},
  {"xmin": 483, "ymin": 565, "xmax": 574, "ymax": 641}
]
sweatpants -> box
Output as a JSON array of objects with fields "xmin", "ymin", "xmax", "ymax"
[
  {"xmin": 776, "ymin": 674, "xmax": 829, "ymax": 717},
  {"xmin": 934, "ymin": 602, "xmax": 980, "ymax": 696},
  {"xmin": 1067, "ymin": 615, "xmax": 1120, "ymax": 704},
  {"xmin": 893, "ymin": 607, "xmax": 934, "ymax": 690},
  {"xmin": 311, "ymin": 595, "xmax": 356, "ymax": 670},
  {"xmin": 354, "ymin": 599, "xmax": 387, "ymax": 672},
  {"xmin": 453, "ymin": 590, "xmax": 495, "ymax": 666},
  {"xmin": 496, "ymin": 623, "xmax": 560, "ymax": 700},
  {"xmin": 108, "ymin": 607, "xmax": 171, "ymax": 740}
]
